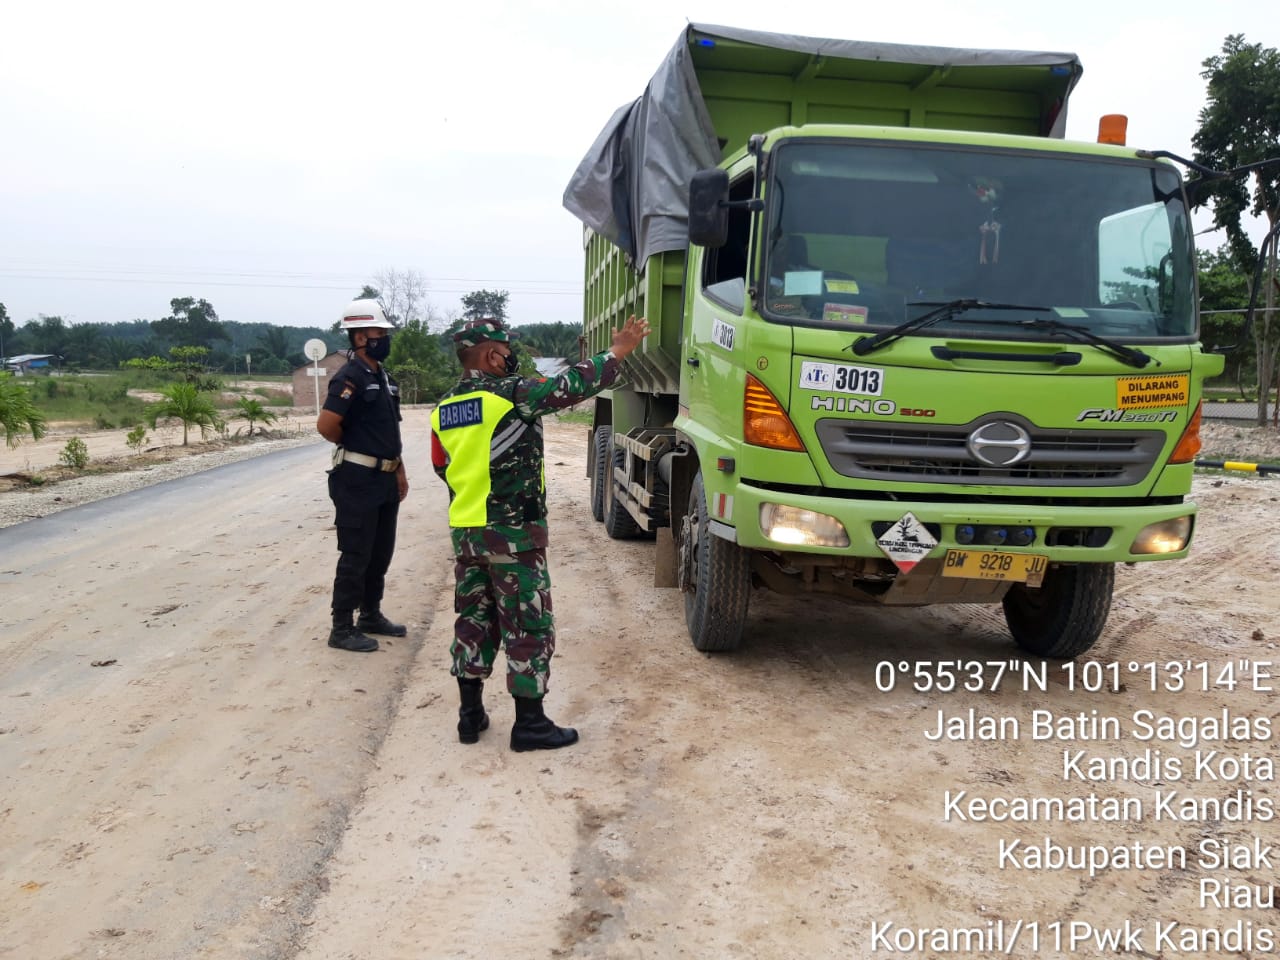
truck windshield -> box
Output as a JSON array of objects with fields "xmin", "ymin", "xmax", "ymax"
[{"xmin": 761, "ymin": 141, "xmax": 1196, "ymax": 341}]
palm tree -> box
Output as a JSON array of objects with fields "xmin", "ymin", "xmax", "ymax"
[
  {"xmin": 147, "ymin": 382, "xmax": 221, "ymax": 446},
  {"xmin": 0, "ymin": 374, "xmax": 47, "ymax": 448},
  {"xmin": 231, "ymin": 395, "xmax": 279, "ymax": 437},
  {"xmin": 256, "ymin": 327, "xmax": 293, "ymax": 367}
]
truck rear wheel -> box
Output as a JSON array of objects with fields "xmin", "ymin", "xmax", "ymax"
[
  {"xmin": 681, "ymin": 472, "xmax": 750, "ymax": 652},
  {"xmin": 1002, "ymin": 563, "xmax": 1114, "ymax": 659},
  {"xmin": 590, "ymin": 425, "xmax": 609, "ymax": 522},
  {"xmin": 602, "ymin": 433, "xmax": 642, "ymax": 539}
]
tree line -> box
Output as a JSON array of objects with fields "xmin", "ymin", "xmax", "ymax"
[{"xmin": 0, "ymin": 287, "xmax": 584, "ymax": 385}]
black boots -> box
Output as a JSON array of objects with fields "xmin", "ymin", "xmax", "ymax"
[
  {"xmin": 457, "ymin": 686, "xmax": 575, "ymax": 751},
  {"xmin": 328, "ymin": 614, "xmax": 378, "ymax": 653},
  {"xmin": 457, "ymin": 678, "xmax": 490, "ymax": 744},
  {"xmin": 356, "ymin": 610, "xmax": 407, "ymax": 637},
  {"xmin": 510, "ymin": 696, "xmax": 578, "ymax": 752}
]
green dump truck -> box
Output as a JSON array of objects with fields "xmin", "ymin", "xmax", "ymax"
[{"xmin": 562, "ymin": 23, "xmax": 1225, "ymax": 657}]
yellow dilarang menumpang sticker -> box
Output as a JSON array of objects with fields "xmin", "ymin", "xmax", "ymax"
[{"xmin": 1116, "ymin": 374, "xmax": 1189, "ymax": 409}]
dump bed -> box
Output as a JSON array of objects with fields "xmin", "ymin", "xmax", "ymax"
[{"xmin": 565, "ymin": 23, "xmax": 1083, "ymax": 395}]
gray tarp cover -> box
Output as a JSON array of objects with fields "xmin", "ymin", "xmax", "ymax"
[{"xmin": 562, "ymin": 22, "xmax": 1081, "ymax": 265}]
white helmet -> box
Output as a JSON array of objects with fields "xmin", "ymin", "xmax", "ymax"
[{"xmin": 340, "ymin": 299, "xmax": 393, "ymax": 329}]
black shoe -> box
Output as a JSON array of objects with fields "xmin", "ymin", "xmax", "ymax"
[
  {"xmin": 457, "ymin": 678, "xmax": 490, "ymax": 744},
  {"xmin": 356, "ymin": 610, "xmax": 407, "ymax": 637},
  {"xmin": 328, "ymin": 624, "xmax": 379, "ymax": 652},
  {"xmin": 510, "ymin": 696, "xmax": 578, "ymax": 752}
]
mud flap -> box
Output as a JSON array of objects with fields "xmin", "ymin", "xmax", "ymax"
[{"xmin": 653, "ymin": 527, "xmax": 677, "ymax": 588}]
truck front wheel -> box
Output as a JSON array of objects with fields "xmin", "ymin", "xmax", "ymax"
[
  {"xmin": 680, "ymin": 472, "xmax": 750, "ymax": 652},
  {"xmin": 1002, "ymin": 562, "xmax": 1114, "ymax": 659}
]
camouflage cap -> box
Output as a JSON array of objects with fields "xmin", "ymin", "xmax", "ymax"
[{"xmin": 452, "ymin": 317, "xmax": 514, "ymax": 350}]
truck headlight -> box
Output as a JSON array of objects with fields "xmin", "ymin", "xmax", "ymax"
[
  {"xmin": 760, "ymin": 503, "xmax": 850, "ymax": 547},
  {"xmin": 1130, "ymin": 516, "xmax": 1192, "ymax": 554}
]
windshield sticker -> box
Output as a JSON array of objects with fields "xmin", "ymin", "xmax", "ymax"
[
  {"xmin": 783, "ymin": 270, "xmax": 823, "ymax": 296},
  {"xmin": 799, "ymin": 362, "xmax": 884, "ymax": 395},
  {"xmin": 1078, "ymin": 408, "xmax": 1178, "ymax": 423},
  {"xmin": 1116, "ymin": 374, "xmax": 1189, "ymax": 409},
  {"xmin": 823, "ymin": 303, "xmax": 868, "ymax": 324},
  {"xmin": 824, "ymin": 279, "xmax": 860, "ymax": 294},
  {"xmin": 1053, "ymin": 307, "xmax": 1089, "ymax": 319},
  {"xmin": 711, "ymin": 318, "xmax": 736, "ymax": 351},
  {"xmin": 876, "ymin": 511, "xmax": 938, "ymax": 574}
]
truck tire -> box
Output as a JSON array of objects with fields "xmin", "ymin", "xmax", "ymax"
[
  {"xmin": 602, "ymin": 433, "xmax": 642, "ymax": 539},
  {"xmin": 682, "ymin": 472, "xmax": 750, "ymax": 652},
  {"xmin": 590, "ymin": 425, "xmax": 609, "ymax": 523},
  {"xmin": 1002, "ymin": 562, "xmax": 1114, "ymax": 659}
]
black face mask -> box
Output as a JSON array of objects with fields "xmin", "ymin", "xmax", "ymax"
[
  {"xmin": 501, "ymin": 350, "xmax": 519, "ymax": 375},
  {"xmin": 364, "ymin": 334, "xmax": 391, "ymax": 362}
]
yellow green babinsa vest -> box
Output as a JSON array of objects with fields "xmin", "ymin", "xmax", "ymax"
[{"xmin": 431, "ymin": 390, "xmax": 545, "ymax": 529}]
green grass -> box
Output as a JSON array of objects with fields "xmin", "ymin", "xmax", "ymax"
[
  {"xmin": 21, "ymin": 371, "xmax": 297, "ymax": 423},
  {"xmin": 22, "ymin": 372, "xmax": 150, "ymax": 428},
  {"xmin": 252, "ymin": 386, "xmax": 293, "ymax": 404},
  {"xmin": 211, "ymin": 389, "xmax": 291, "ymax": 410},
  {"xmin": 553, "ymin": 409, "xmax": 594, "ymax": 425}
]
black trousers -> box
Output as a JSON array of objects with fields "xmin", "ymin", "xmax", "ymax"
[{"xmin": 328, "ymin": 464, "xmax": 400, "ymax": 615}]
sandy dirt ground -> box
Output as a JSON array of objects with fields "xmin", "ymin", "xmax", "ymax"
[{"xmin": 2, "ymin": 411, "xmax": 1278, "ymax": 960}]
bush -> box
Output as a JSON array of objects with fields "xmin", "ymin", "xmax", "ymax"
[
  {"xmin": 94, "ymin": 414, "xmax": 115, "ymax": 429},
  {"xmin": 59, "ymin": 436, "xmax": 90, "ymax": 469},
  {"xmin": 125, "ymin": 423, "xmax": 148, "ymax": 451}
]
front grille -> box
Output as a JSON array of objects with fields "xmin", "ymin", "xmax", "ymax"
[{"xmin": 815, "ymin": 416, "xmax": 1165, "ymax": 487}]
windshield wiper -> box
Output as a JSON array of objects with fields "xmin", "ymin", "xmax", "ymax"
[
  {"xmin": 850, "ymin": 300, "xmax": 1156, "ymax": 368},
  {"xmin": 986, "ymin": 317, "xmax": 1155, "ymax": 368},
  {"xmin": 849, "ymin": 299, "xmax": 1049, "ymax": 356}
]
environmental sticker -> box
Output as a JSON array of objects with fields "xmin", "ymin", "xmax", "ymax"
[
  {"xmin": 711, "ymin": 318, "xmax": 737, "ymax": 351},
  {"xmin": 1116, "ymin": 374, "xmax": 1189, "ymax": 409},
  {"xmin": 876, "ymin": 512, "xmax": 938, "ymax": 574}
]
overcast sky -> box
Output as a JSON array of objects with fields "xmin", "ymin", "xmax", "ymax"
[{"xmin": 0, "ymin": 0, "xmax": 1272, "ymax": 332}]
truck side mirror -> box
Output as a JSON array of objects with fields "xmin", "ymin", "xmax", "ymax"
[{"xmin": 688, "ymin": 169, "xmax": 729, "ymax": 248}]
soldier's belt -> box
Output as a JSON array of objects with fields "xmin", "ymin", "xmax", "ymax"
[{"xmin": 333, "ymin": 448, "xmax": 401, "ymax": 472}]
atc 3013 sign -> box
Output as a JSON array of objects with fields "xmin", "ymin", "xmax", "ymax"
[{"xmin": 711, "ymin": 318, "xmax": 737, "ymax": 351}]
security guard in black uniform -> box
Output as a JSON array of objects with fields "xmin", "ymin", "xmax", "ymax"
[{"xmin": 316, "ymin": 298, "xmax": 410, "ymax": 652}]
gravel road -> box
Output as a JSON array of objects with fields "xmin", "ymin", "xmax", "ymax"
[{"xmin": 0, "ymin": 436, "xmax": 322, "ymax": 530}]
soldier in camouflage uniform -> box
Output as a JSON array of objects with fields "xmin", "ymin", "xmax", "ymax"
[{"xmin": 430, "ymin": 314, "xmax": 650, "ymax": 751}]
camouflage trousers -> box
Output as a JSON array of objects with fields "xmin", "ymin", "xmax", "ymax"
[{"xmin": 451, "ymin": 548, "xmax": 556, "ymax": 699}]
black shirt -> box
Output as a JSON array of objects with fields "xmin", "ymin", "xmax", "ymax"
[{"xmin": 322, "ymin": 355, "xmax": 403, "ymax": 459}]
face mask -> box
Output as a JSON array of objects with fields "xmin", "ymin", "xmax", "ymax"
[
  {"xmin": 501, "ymin": 350, "xmax": 519, "ymax": 375},
  {"xmin": 364, "ymin": 334, "xmax": 391, "ymax": 362}
]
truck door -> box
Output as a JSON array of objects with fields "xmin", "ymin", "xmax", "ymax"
[{"xmin": 682, "ymin": 167, "xmax": 757, "ymax": 443}]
